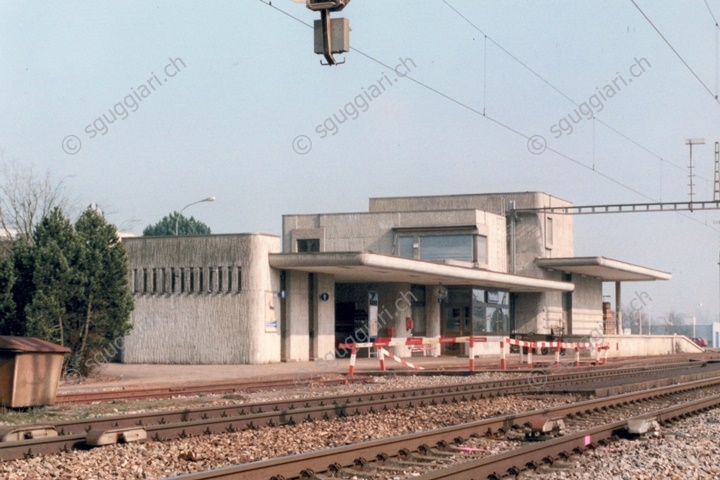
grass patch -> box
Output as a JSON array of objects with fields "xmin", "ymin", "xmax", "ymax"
[{"xmin": 221, "ymin": 394, "xmax": 244, "ymax": 401}]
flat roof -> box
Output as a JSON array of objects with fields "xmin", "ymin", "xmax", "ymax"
[
  {"xmin": 369, "ymin": 191, "xmax": 573, "ymax": 205},
  {"xmin": 535, "ymin": 256, "xmax": 672, "ymax": 282},
  {"xmin": 269, "ymin": 252, "xmax": 574, "ymax": 293},
  {"xmin": 122, "ymin": 232, "xmax": 280, "ymax": 240}
]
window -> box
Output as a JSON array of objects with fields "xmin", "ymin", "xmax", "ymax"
[
  {"xmin": 297, "ymin": 238, "xmax": 320, "ymax": 252},
  {"xmin": 171, "ymin": 268, "xmax": 177, "ymax": 293},
  {"xmin": 546, "ymin": 217, "xmax": 553, "ymax": 247},
  {"xmin": 398, "ymin": 236, "xmax": 414, "ymax": 258},
  {"xmin": 471, "ymin": 288, "xmax": 510, "ymax": 334},
  {"xmin": 419, "ymin": 235, "xmax": 473, "ymax": 262}
]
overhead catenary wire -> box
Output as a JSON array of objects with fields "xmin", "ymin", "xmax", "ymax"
[
  {"xmin": 258, "ymin": 0, "xmax": 719, "ymax": 232},
  {"xmin": 441, "ymin": 0, "xmax": 718, "ymax": 227},
  {"xmin": 703, "ymin": 0, "xmax": 720, "ymax": 28},
  {"xmin": 442, "ymin": 0, "xmax": 699, "ymax": 178},
  {"xmin": 705, "ymin": 0, "xmax": 720, "ymax": 98},
  {"xmin": 631, "ymin": 0, "xmax": 720, "ymax": 103}
]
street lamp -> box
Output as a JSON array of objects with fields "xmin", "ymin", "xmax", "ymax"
[{"xmin": 175, "ymin": 196, "xmax": 216, "ymax": 235}]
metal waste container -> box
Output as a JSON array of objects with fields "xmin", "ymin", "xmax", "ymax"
[{"xmin": 0, "ymin": 336, "xmax": 70, "ymax": 407}]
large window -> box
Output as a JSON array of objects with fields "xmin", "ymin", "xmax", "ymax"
[
  {"xmin": 471, "ymin": 288, "xmax": 510, "ymax": 334},
  {"xmin": 419, "ymin": 235, "xmax": 473, "ymax": 262},
  {"xmin": 397, "ymin": 232, "xmax": 487, "ymax": 265}
]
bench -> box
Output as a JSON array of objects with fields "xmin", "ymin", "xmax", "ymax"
[
  {"xmin": 407, "ymin": 337, "xmax": 434, "ymax": 356},
  {"xmin": 409, "ymin": 344, "xmax": 433, "ymax": 356}
]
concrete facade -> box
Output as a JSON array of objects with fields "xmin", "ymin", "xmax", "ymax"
[
  {"xmin": 123, "ymin": 234, "xmax": 281, "ymax": 364},
  {"xmin": 281, "ymin": 192, "xmax": 599, "ymax": 345},
  {"xmin": 123, "ymin": 192, "xmax": 670, "ymax": 365}
]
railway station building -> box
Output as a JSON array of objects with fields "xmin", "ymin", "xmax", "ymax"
[{"xmin": 122, "ymin": 192, "xmax": 671, "ymax": 364}]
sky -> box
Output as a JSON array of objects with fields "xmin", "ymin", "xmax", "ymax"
[{"xmin": 1, "ymin": 1, "xmax": 720, "ymax": 324}]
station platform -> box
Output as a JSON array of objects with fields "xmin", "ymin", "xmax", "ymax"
[
  {"xmin": 57, "ymin": 355, "xmax": 482, "ymax": 394},
  {"xmin": 56, "ymin": 351, "xmax": 719, "ymax": 396}
]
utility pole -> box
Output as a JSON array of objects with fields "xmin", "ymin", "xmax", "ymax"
[
  {"xmin": 715, "ymin": 220, "xmax": 720, "ymax": 347},
  {"xmin": 685, "ymin": 138, "xmax": 705, "ymax": 212}
]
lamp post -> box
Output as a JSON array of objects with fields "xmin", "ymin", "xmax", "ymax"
[{"xmin": 175, "ymin": 196, "xmax": 216, "ymax": 235}]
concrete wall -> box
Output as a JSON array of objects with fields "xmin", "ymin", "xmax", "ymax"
[
  {"xmin": 570, "ymin": 276, "xmax": 603, "ymax": 335},
  {"xmin": 123, "ymin": 234, "xmax": 281, "ymax": 364},
  {"xmin": 314, "ymin": 274, "xmax": 336, "ymax": 361},
  {"xmin": 425, "ymin": 287, "xmax": 442, "ymax": 356},
  {"xmin": 283, "ymin": 272, "xmax": 335, "ymax": 362},
  {"xmin": 369, "ymin": 193, "xmax": 507, "ymax": 215},
  {"xmin": 465, "ymin": 335, "xmax": 704, "ymax": 363},
  {"xmin": 283, "ymin": 209, "xmax": 507, "ymax": 273},
  {"xmin": 367, "ymin": 191, "xmax": 573, "ymax": 265},
  {"xmin": 600, "ymin": 335, "xmax": 704, "ymax": 358},
  {"xmin": 284, "ymin": 270, "xmax": 309, "ymax": 362}
]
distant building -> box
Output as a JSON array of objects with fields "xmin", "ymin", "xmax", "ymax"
[{"xmin": 122, "ymin": 192, "xmax": 670, "ymax": 364}]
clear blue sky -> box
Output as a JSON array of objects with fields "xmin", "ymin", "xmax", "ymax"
[{"xmin": 2, "ymin": 1, "xmax": 720, "ymax": 323}]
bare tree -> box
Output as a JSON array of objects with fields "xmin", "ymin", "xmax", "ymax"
[
  {"xmin": 0, "ymin": 158, "xmax": 73, "ymax": 242},
  {"xmin": 622, "ymin": 305, "xmax": 650, "ymax": 334}
]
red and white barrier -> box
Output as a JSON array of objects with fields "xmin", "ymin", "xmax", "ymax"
[
  {"xmin": 339, "ymin": 335, "xmax": 486, "ymax": 376},
  {"xmin": 500, "ymin": 339, "xmax": 506, "ymax": 370},
  {"xmin": 595, "ymin": 343, "xmax": 610, "ymax": 365},
  {"xmin": 504, "ymin": 337, "xmax": 534, "ymax": 369},
  {"xmin": 348, "ymin": 344, "xmax": 357, "ymax": 376},
  {"xmin": 379, "ymin": 348, "xmax": 425, "ymax": 371},
  {"xmin": 341, "ymin": 335, "xmax": 610, "ymax": 377},
  {"xmin": 500, "ymin": 338, "xmax": 598, "ymax": 370}
]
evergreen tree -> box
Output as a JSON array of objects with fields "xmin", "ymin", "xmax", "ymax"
[
  {"xmin": 25, "ymin": 208, "xmax": 79, "ymax": 347},
  {"xmin": 143, "ymin": 212, "xmax": 211, "ymax": 236},
  {"xmin": 21, "ymin": 208, "xmax": 134, "ymax": 375},
  {"xmin": 2, "ymin": 239, "xmax": 35, "ymax": 336},
  {"xmin": 0, "ymin": 254, "xmax": 17, "ymax": 335},
  {"xmin": 71, "ymin": 209, "xmax": 133, "ymax": 373}
]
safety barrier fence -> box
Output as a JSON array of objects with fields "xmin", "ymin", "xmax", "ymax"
[
  {"xmin": 338, "ymin": 336, "xmax": 611, "ymax": 376},
  {"xmin": 338, "ymin": 336, "xmax": 487, "ymax": 376},
  {"xmin": 501, "ymin": 337, "xmax": 610, "ymax": 370}
]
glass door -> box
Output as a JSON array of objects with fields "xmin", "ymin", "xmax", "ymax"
[{"xmin": 443, "ymin": 305, "xmax": 469, "ymax": 355}]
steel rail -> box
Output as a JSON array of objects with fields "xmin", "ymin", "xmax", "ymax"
[
  {"xmin": 1, "ymin": 362, "xmax": 714, "ymax": 461},
  {"xmin": 413, "ymin": 393, "xmax": 720, "ymax": 479},
  {"xmin": 55, "ymin": 360, "xmax": 699, "ymax": 405},
  {"xmin": 8, "ymin": 360, "xmax": 704, "ymax": 438},
  {"xmin": 56, "ymin": 377, "xmax": 367, "ymax": 405},
  {"xmin": 164, "ymin": 375, "xmax": 720, "ymax": 480}
]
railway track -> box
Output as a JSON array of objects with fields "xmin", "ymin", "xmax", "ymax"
[
  {"xmin": 54, "ymin": 358, "xmax": 710, "ymax": 405},
  {"xmin": 164, "ymin": 376, "xmax": 720, "ymax": 480},
  {"xmin": 55, "ymin": 376, "xmax": 369, "ymax": 405},
  {"xmin": 0, "ymin": 361, "xmax": 716, "ymax": 462}
]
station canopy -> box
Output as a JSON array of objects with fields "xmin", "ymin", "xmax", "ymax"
[
  {"xmin": 269, "ymin": 252, "xmax": 573, "ymax": 293},
  {"xmin": 535, "ymin": 256, "xmax": 671, "ymax": 282}
]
